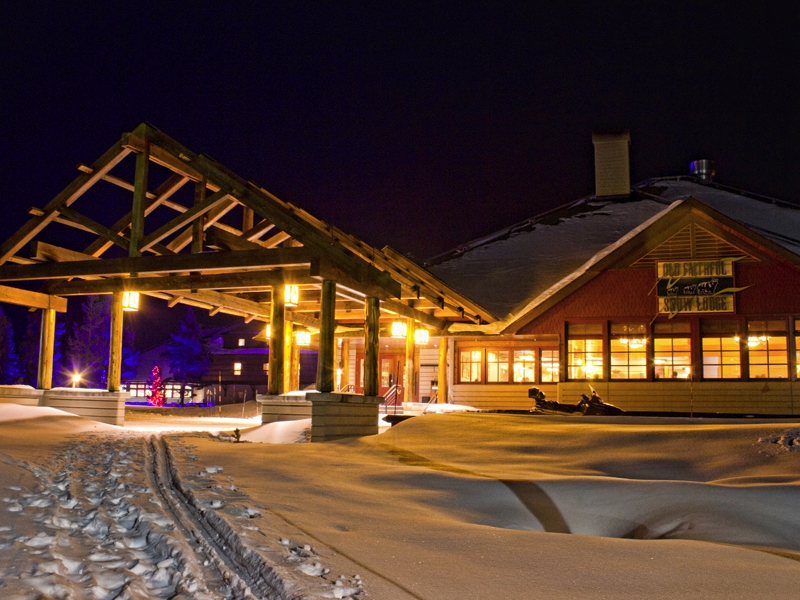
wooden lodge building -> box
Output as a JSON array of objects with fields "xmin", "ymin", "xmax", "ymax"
[{"xmin": 0, "ymin": 125, "xmax": 799, "ymax": 425}]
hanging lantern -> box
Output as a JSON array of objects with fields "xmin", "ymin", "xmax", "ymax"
[
  {"xmin": 265, "ymin": 323, "xmax": 271, "ymax": 339},
  {"xmin": 414, "ymin": 328, "xmax": 429, "ymax": 345},
  {"xmin": 122, "ymin": 291, "xmax": 140, "ymax": 312},
  {"xmin": 295, "ymin": 329, "xmax": 311, "ymax": 347},
  {"xmin": 284, "ymin": 284, "xmax": 299, "ymax": 307},
  {"xmin": 391, "ymin": 321, "xmax": 407, "ymax": 338}
]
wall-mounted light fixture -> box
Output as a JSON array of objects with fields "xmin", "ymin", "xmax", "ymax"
[
  {"xmin": 295, "ymin": 329, "xmax": 311, "ymax": 346},
  {"xmin": 284, "ymin": 285, "xmax": 299, "ymax": 307},
  {"xmin": 122, "ymin": 291, "xmax": 140, "ymax": 312},
  {"xmin": 391, "ymin": 321, "xmax": 407, "ymax": 338},
  {"xmin": 414, "ymin": 329, "xmax": 429, "ymax": 345}
]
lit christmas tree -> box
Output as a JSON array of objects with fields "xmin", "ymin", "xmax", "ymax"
[{"xmin": 148, "ymin": 365, "xmax": 165, "ymax": 407}]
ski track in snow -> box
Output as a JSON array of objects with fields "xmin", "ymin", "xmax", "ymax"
[{"xmin": 0, "ymin": 433, "xmax": 363, "ymax": 600}]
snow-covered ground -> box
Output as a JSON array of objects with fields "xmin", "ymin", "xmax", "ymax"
[{"xmin": 1, "ymin": 405, "xmax": 799, "ymax": 598}]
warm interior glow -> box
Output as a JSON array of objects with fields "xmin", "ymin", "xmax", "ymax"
[
  {"xmin": 121, "ymin": 291, "xmax": 140, "ymax": 312},
  {"xmin": 414, "ymin": 329, "xmax": 429, "ymax": 345},
  {"xmin": 391, "ymin": 321, "xmax": 407, "ymax": 338},
  {"xmin": 71, "ymin": 373, "xmax": 81, "ymax": 388},
  {"xmin": 295, "ymin": 329, "xmax": 311, "ymax": 346},
  {"xmin": 265, "ymin": 324, "xmax": 271, "ymax": 339},
  {"xmin": 284, "ymin": 284, "xmax": 299, "ymax": 307}
]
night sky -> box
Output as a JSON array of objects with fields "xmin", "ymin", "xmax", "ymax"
[{"xmin": 1, "ymin": 3, "xmax": 798, "ymax": 345}]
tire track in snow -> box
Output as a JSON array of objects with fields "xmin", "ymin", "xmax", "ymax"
[{"xmin": 148, "ymin": 435, "xmax": 294, "ymax": 599}]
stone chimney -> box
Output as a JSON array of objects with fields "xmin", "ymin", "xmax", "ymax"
[{"xmin": 592, "ymin": 131, "xmax": 631, "ymax": 198}]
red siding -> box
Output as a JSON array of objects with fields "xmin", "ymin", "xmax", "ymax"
[
  {"xmin": 736, "ymin": 262, "xmax": 800, "ymax": 314},
  {"xmin": 518, "ymin": 269, "xmax": 656, "ymax": 334},
  {"xmin": 518, "ymin": 261, "xmax": 800, "ymax": 335}
]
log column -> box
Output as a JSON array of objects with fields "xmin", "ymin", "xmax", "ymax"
[
  {"xmin": 268, "ymin": 286, "xmax": 285, "ymax": 395},
  {"xmin": 405, "ymin": 317, "xmax": 416, "ymax": 402},
  {"xmin": 107, "ymin": 292, "xmax": 124, "ymax": 392},
  {"xmin": 191, "ymin": 178, "xmax": 206, "ymax": 254},
  {"xmin": 316, "ymin": 280, "xmax": 337, "ymax": 392},
  {"xmin": 284, "ymin": 322, "xmax": 294, "ymax": 392},
  {"xmin": 130, "ymin": 139, "xmax": 149, "ymax": 258},
  {"xmin": 438, "ymin": 336, "xmax": 449, "ymax": 403},
  {"xmin": 364, "ymin": 297, "xmax": 380, "ymax": 397},
  {"xmin": 37, "ymin": 308, "xmax": 56, "ymax": 390},
  {"xmin": 340, "ymin": 339, "xmax": 350, "ymax": 391}
]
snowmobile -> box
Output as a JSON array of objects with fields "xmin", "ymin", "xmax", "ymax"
[{"xmin": 529, "ymin": 386, "xmax": 624, "ymax": 416}]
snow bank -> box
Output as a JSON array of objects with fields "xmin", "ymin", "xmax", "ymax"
[
  {"xmin": 240, "ymin": 419, "xmax": 312, "ymax": 444},
  {"xmin": 0, "ymin": 403, "xmax": 82, "ymax": 423}
]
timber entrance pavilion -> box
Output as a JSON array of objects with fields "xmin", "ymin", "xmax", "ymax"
[{"xmin": 0, "ymin": 123, "xmax": 492, "ymax": 438}]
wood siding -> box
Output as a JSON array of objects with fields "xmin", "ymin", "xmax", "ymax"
[{"xmin": 451, "ymin": 383, "xmax": 558, "ymax": 411}]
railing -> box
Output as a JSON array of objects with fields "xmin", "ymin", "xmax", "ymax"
[
  {"xmin": 380, "ymin": 384, "xmax": 403, "ymax": 415},
  {"xmin": 340, "ymin": 384, "xmax": 355, "ymax": 393}
]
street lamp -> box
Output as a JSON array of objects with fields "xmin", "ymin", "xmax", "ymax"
[{"xmin": 71, "ymin": 373, "xmax": 81, "ymax": 388}]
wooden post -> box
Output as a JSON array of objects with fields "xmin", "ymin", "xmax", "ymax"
[
  {"xmin": 405, "ymin": 317, "xmax": 415, "ymax": 402},
  {"xmin": 108, "ymin": 292, "xmax": 124, "ymax": 392},
  {"xmin": 37, "ymin": 308, "xmax": 56, "ymax": 390},
  {"xmin": 268, "ymin": 286, "xmax": 285, "ymax": 395},
  {"xmin": 291, "ymin": 335, "xmax": 300, "ymax": 391},
  {"xmin": 242, "ymin": 206, "xmax": 254, "ymax": 232},
  {"xmin": 130, "ymin": 139, "xmax": 150, "ymax": 258},
  {"xmin": 438, "ymin": 336, "xmax": 448, "ymax": 403},
  {"xmin": 192, "ymin": 178, "xmax": 206, "ymax": 254},
  {"xmin": 341, "ymin": 339, "xmax": 350, "ymax": 391},
  {"xmin": 364, "ymin": 297, "xmax": 380, "ymax": 396},
  {"xmin": 316, "ymin": 280, "xmax": 336, "ymax": 392},
  {"xmin": 284, "ymin": 322, "xmax": 293, "ymax": 392},
  {"xmin": 333, "ymin": 337, "xmax": 340, "ymax": 390}
]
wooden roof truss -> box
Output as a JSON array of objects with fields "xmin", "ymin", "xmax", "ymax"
[{"xmin": 0, "ymin": 123, "xmax": 492, "ymax": 332}]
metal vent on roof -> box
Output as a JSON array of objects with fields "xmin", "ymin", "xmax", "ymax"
[
  {"xmin": 632, "ymin": 224, "xmax": 756, "ymax": 268},
  {"xmin": 690, "ymin": 159, "xmax": 715, "ymax": 181}
]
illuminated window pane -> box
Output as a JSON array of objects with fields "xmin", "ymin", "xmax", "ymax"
[
  {"xmin": 747, "ymin": 332, "xmax": 788, "ymax": 379},
  {"xmin": 238, "ymin": 338, "xmax": 245, "ymax": 347},
  {"xmin": 540, "ymin": 349, "xmax": 560, "ymax": 382},
  {"xmin": 459, "ymin": 349, "xmax": 483, "ymax": 383},
  {"xmin": 487, "ymin": 350, "xmax": 509, "ymax": 382},
  {"xmin": 702, "ymin": 337, "xmax": 740, "ymax": 379},
  {"xmin": 234, "ymin": 362, "xmax": 242, "ymax": 376},
  {"xmin": 568, "ymin": 338, "xmax": 603, "ymax": 380},
  {"xmin": 654, "ymin": 337, "xmax": 692, "ymax": 379},
  {"xmin": 512, "ymin": 350, "xmax": 536, "ymax": 383}
]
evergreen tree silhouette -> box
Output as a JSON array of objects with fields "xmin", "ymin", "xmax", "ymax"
[{"xmin": 164, "ymin": 308, "xmax": 210, "ymax": 405}]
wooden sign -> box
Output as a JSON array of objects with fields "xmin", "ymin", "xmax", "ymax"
[{"xmin": 656, "ymin": 258, "xmax": 745, "ymax": 315}]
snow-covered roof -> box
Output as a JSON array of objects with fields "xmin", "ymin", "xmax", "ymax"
[{"xmin": 427, "ymin": 177, "xmax": 800, "ymax": 322}]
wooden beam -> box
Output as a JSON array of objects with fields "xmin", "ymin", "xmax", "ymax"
[
  {"xmin": 84, "ymin": 173, "xmax": 189, "ymax": 257},
  {"xmin": 31, "ymin": 241, "xmax": 98, "ymax": 263},
  {"xmin": 28, "ymin": 207, "xmax": 97, "ymax": 234},
  {"xmin": 380, "ymin": 298, "xmax": 446, "ymax": 330},
  {"xmin": 192, "ymin": 178, "xmax": 207, "ymax": 253},
  {"xmin": 0, "ymin": 247, "xmax": 314, "ymax": 281},
  {"xmin": 138, "ymin": 189, "xmax": 231, "ymax": 252},
  {"xmin": 57, "ymin": 206, "xmax": 132, "ymax": 252},
  {"xmin": 48, "ymin": 269, "xmax": 318, "ymax": 295},
  {"xmin": 244, "ymin": 220, "xmax": 275, "ymax": 241},
  {"xmin": 0, "ymin": 285, "xmax": 67, "ymax": 312},
  {"xmin": 0, "ymin": 140, "xmax": 131, "ymax": 265},
  {"xmin": 205, "ymin": 228, "xmax": 265, "ymax": 251},
  {"xmin": 286, "ymin": 310, "xmax": 320, "ymax": 331},
  {"xmin": 143, "ymin": 127, "xmax": 402, "ymax": 300},
  {"xmin": 123, "ymin": 129, "xmax": 204, "ymax": 182},
  {"xmin": 130, "ymin": 138, "xmax": 150, "ymax": 257},
  {"xmin": 166, "ymin": 198, "xmax": 240, "ymax": 253}
]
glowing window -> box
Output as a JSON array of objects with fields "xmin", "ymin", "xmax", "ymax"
[
  {"xmin": 610, "ymin": 323, "xmax": 647, "ymax": 379},
  {"xmin": 567, "ymin": 323, "xmax": 604, "ymax": 380},
  {"xmin": 238, "ymin": 338, "xmax": 245, "ymax": 347},
  {"xmin": 459, "ymin": 349, "xmax": 483, "ymax": 383},
  {"xmin": 540, "ymin": 349, "xmax": 560, "ymax": 382},
  {"xmin": 233, "ymin": 362, "xmax": 242, "ymax": 376},
  {"xmin": 701, "ymin": 321, "xmax": 741, "ymax": 379},
  {"xmin": 512, "ymin": 350, "xmax": 536, "ymax": 383},
  {"xmin": 748, "ymin": 320, "xmax": 788, "ymax": 379},
  {"xmin": 487, "ymin": 350, "xmax": 509, "ymax": 382}
]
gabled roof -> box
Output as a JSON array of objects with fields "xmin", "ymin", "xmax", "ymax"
[
  {"xmin": 426, "ymin": 177, "xmax": 800, "ymax": 334},
  {"xmin": 0, "ymin": 123, "xmax": 484, "ymax": 331}
]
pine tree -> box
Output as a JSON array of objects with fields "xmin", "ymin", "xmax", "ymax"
[
  {"xmin": 164, "ymin": 308, "xmax": 210, "ymax": 405},
  {"xmin": 0, "ymin": 307, "xmax": 21, "ymax": 384},
  {"xmin": 148, "ymin": 365, "xmax": 165, "ymax": 406},
  {"xmin": 67, "ymin": 296, "xmax": 139, "ymax": 388}
]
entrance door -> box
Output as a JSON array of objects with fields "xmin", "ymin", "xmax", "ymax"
[{"xmin": 356, "ymin": 353, "xmax": 404, "ymax": 403}]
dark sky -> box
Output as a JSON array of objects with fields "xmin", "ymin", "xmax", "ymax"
[{"xmin": 0, "ymin": 3, "xmax": 798, "ymax": 346}]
